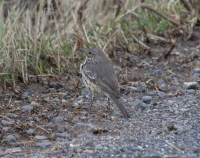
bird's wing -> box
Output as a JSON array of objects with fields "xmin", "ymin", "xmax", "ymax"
[{"xmin": 83, "ymin": 63, "xmax": 120, "ymax": 98}]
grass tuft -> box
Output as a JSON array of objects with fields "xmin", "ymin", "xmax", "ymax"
[{"xmin": 0, "ymin": 0, "xmax": 199, "ymax": 91}]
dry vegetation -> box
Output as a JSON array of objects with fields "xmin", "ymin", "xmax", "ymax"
[{"xmin": 0, "ymin": 0, "xmax": 199, "ymax": 92}]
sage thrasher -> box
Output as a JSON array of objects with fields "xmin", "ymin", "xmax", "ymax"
[{"xmin": 80, "ymin": 48, "xmax": 130, "ymax": 118}]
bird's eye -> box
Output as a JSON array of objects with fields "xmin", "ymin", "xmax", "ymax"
[{"xmin": 88, "ymin": 52, "xmax": 92, "ymax": 55}]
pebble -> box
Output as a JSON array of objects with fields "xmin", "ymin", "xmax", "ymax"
[
  {"xmin": 159, "ymin": 84, "xmax": 168, "ymax": 92},
  {"xmin": 139, "ymin": 85, "xmax": 147, "ymax": 93},
  {"xmin": 8, "ymin": 114, "xmax": 18, "ymax": 118},
  {"xmin": 53, "ymin": 116, "xmax": 64, "ymax": 123},
  {"xmin": 73, "ymin": 123, "xmax": 95, "ymax": 131},
  {"xmin": 129, "ymin": 87, "xmax": 138, "ymax": 93},
  {"xmin": 167, "ymin": 100, "xmax": 174, "ymax": 106},
  {"xmin": 31, "ymin": 101, "xmax": 38, "ymax": 106},
  {"xmin": 55, "ymin": 124, "xmax": 65, "ymax": 133},
  {"xmin": 81, "ymin": 88, "xmax": 89, "ymax": 95},
  {"xmin": 183, "ymin": 82, "xmax": 198, "ymax": 89},
  {"xmin": 95, "ymin": 144, "xmax": 103, "ymax": 150},
  {"xmin": 52, "ymin": 97, "xmax": 60, "ymax": 102},
  {"xmin": 4, "ymin": 135, "xmax": 16, "ymax": 143},
  {"xmin": 78, "ymin": 132, "xmax": 92, "ymax": 138},
  {"xmin": 2, "ymin": 127, "xmax": 11, "ymax": 132},
  {"xmin": 151, "ymin": 70, "xmax": 162, "ymax": 76},
  {"xmin": 51, "ymin": 133, "xmax": 71, "ymax": 141},
  {"xmin": 21, "ymin": 105, "xmax": 33, "ymax": 112},
  {"xmin": 135, "ymin": 101, "xmax": 147, "ymax": 110},
  {"xmin": 26, "ymin": 129, "xmax": 35, "ymax": 135},
  {"xmin": 10, "ymin": 142, "xmax": 25, "ymax": 147},
  {"xmin": 34, "ymin": 135, "xmax": 47, "ymax": 141},
  {"xmin": 36, "ymin": 141, "xmax": 53, "ymax": 149},
  {"xmin": 193, "ymin": 67, "xmax": 200, "ymax": 73},
  {"xmin": 142, "ymin": 96, "xmax": 152, "ymax": 104},
  {"xmin": 186, "ymin": 89, "xmax": 196, "ymax": 94},
  {"xmin": 5, "ymin": 147, "xmax": 22, "ymax": 153},
  {"xmin": 192, "ymin": 73, "xmax": 200, "ymax": 79}
]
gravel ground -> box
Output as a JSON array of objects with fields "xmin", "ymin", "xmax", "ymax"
[{"xmin": 0, "ymin": 41, "xmax": 200, "ymax": 158}]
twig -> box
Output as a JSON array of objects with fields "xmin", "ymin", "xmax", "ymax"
[
  {"xmin": 102, "ymin": 30, "xmax": 119, "ymax": 51},
  {"xmin": 146, "ymin": 33, "xmax": 171, "ymax": 43},
  {"xmin": 130, "ymin": 31, "xmax": 150, "ymax": 51},
  {"xmin": 77, "ymin": 0, "xmax": 90, "ymax": 21},
  {"xmin": 32, "ymin": 122, "xmax": 50, "ymax": 134},
  {"xmin": 0, "ymin": 115, "xmax": 13, "ymax": 122},
  {"xmin": 164, "ymin": 140, "xmax": 181, "ymax": 152},
  {"xmin": 115, "ymin": 0, "xmax": 122, "ymax": 17},
  {"xmin": 164, "ymin": 41, "xmax": 178, "ymax": 60},
  {"xmin": 180, "ymin": 0, "xmax": 192, "ymax": 12},
  {"xmin": 11, "ymin": 40, "xmax": 19, "ymax": 94},
  {"xmin": 141, "ymin": 5, "xmax": 179, "ymax": 26}
]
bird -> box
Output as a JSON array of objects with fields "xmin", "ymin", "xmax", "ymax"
[{"xmin": 79, "ymin": 48, "xmax": 130, "ymax": 118}]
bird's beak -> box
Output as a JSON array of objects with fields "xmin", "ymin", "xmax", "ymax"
[{"xmin": 79, "ymin": 48, "xmax": 85, "ymax": 52}]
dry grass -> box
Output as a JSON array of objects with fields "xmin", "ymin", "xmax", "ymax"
[{"xmin": 0, "ymin": 0, "xmax": 199, "ymax": 91}]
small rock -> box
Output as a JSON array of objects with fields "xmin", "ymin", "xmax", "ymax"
[
  {"xmin": 191, "ymin": 73, "xmax": 200, "ymax": 80},
  {"xmin": 158, "ymin": 79, "xmax": 165, "ymax": 84},
  {"xmin": 151, "ymin": 70, "xmax": 162, "ymax": 76},
  {"xmin": 159, "ymin": 84, "xmax": 168, "ymax": 92},
  {"xmin": 187, "ymin": 89, "xmax": 196, "ymax": 94},
  {"xmin": 113, "ymin": 148, "xmax": 120, "ymax": 155},
  {"xmin": 129, "ymin": 87, "xmax": 138, "ymax": 93},
  {"xmin": 73, "ymin": 123, "xmax": 95, "ymax": 131},
  {"xmin": 26, "ymin": 129, "xmax": 35, "ymax": 135},
  {"xmin": 34, "ymin": 117, "xmax": 40, "ymax": 122},
  {"xmin": 138, "ymin": 61, "xmax": 150, "ymax": 67},
  {"xmin": 112, "ymin": 111, "xmax": 121, "ymax": 116},
  {"xmin": 193, "ymin": 67, "xmax": 200, "ymax": 73},
  {"xmin": 81, "ymin": 88, "xmax": 89, "ymax": 95},
  {"xmin": 5, "ymin": 147, "xmax": 22, "ymax": 153},
  {"xmin": 53, "ymin": 116, "xmax": 64, "ymax": 123},
  {"xmin": 52, "ymin": 97, "xmax": 60, "ymax": 102},
  {"xmin": 139, "ymin": 85, "xmax": 147, "ymax": 93},
  {"xmin": 145, "ymin": 91, "xmax": 157, "ymax": 96},
  {"xmin": 95, "ymin": 144, "xmax": 103, "ymax": 150},
  {"xmin": 49, "ymin": 82, "xmax": 55, "ymax": 88},
  {"xmin": 8, "ymin": 114, "xmax": 18, "ymax": 118},
  {"xmin": 24, "ymin": 92, "xmax": 30, "ymax": 96},
  {"xmin": 21, "ymin": 105, "xmax": 33, "ymax": 112},
  {"xmin": 135, "ymin": 101, "xmax": 147, "ymax": 110},
  {"xmin": 55, "ymin": 124, "xmax": 65, "ymax": 133},
  {"xmin": 51, "ymin": 133, "xmax": 71, "ymax": 141},
  {"xmin": 142, "ymin": 96, "xmax": 152, "ymax": 104},
  {"xmin": 85, "ymin": 141, "xmax": 95, "ymax": 148},
  {"xmin": 157, "ymin": 91, "xmax": 166, "ymax": 97},
  {"xmin": 2, "ymin": 127, "xmax": 11, "ymax": 132},
  {"xmin": 2, "ymin": 120, "xmax": 13, "ymax": 125},
  {"xmin": 183, "ymin": 82, "xmax": 198, "ymax": 89},
  {"xmin": 174, "ymin": 125, "xmax": 186, "ymax": 135},
  {"xmin": 36, "ymin": 141, "xmax": 53, "ymax": 149},
  {"xmin": 78, "ymin": 132, "xmax": 92, "ymax": 138},
  {"xmin": 31, "ymin": 101, "xmax": 38, "ymax": 106},
  {"xmin": 4, "ymin": 135, "xmax": 16, "ymax": 143},
  {"xmin": 167, "ymin": 100, "xmax": 174, "ymax": 106},
  {"xmin": 146, "ymin": 79, "xmax": 154, "ymax": 88},
  {"xmin": 193, "ymin": 148, "xmax": 200, "ymax": 153},
  {"xmin": 187, "ymin": 152, "xmax": 197, "ymax": 158},
  {"xmin": 34, "ymin": 135, "xmax": 47, "ymax": 141},
  {"xmin": 10, "ymin": 142, "xmax": 25, "ymax": 147}
]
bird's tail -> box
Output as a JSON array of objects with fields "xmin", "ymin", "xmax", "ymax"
[{"xmin": 109, "ymin": 95, "xmax": 130, "ymax": 118}]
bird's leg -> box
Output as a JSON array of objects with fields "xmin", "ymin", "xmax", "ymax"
[
  {"xmin": 89, "ymin": 94, "xmax": 95, "ymax": 115},
  {"xmin": 107, "ymin": 98, "xmax": 110, "ymax": 110}
]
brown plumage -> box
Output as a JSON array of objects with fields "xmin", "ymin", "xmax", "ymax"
[{"xmin": 80, "ymin": 48, "xmax": 130, "ymax": 118}]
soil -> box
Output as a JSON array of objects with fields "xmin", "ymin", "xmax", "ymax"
[{"xmin": 0, "ymin": 41, "xmax": 200, "ymax": 158}]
